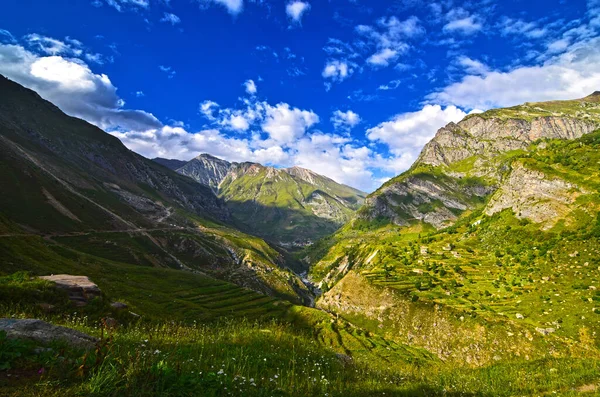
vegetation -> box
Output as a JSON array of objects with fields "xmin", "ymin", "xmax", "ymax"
[{"xmin": 2, "ymin": 274, "xmax": 599, "ymax": 396}]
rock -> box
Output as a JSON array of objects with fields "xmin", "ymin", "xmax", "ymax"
[
  {"xmin": 0, "ymin": 319, "xmax": 98, "ymax": 349},
  {"xmin": 110, "ymin": 302, "xmax": 128, "ymax": 310},
  {"xmin": 535, "ymin": 327, "xmax": 556, "ymax": 335},
  {"xmin": 516, "ymin": 313, "xmax": 524, "ymax": 319},
  {"xmin": 39, "ymin": 275, "xmax": 102, "ymax": 307},
  {"xmin": 102, "ymin": 317, "xmax": 119, "ymax": 330},
  {"xmin": 335, "ymin": 353, "xmax": 353, "ymax": 367}
]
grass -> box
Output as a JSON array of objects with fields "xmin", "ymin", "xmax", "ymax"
[
  {"xmin": 306, "ymin": 131, "xmax": 600, "ymax": 368},
  {"xmin": 1, "ymin": 309, "xmax": 599, "ymax": 396}
]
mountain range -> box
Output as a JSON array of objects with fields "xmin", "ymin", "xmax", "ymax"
[
  {"xmin": 153, "ymin": 153, "xmax": 366, "ymax": 246},
  {"xmin": 2, "ymin": 73, "xmax": 600, "ymax": 394},
  {"xmin": 308, "ymin": 91, "xmax": 600, "ymax": 364}
]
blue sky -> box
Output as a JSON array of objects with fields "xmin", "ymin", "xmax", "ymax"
[{"xmin": 1, "ymin": 0, "xmax": 599, "ymax": 191}]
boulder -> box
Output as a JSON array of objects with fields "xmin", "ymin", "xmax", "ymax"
[
  {"xmin": 0, "ymin": 319, "xmax": 98, "ymax": 349},
  {"xmin": 39, "ymin": 275, "xmax": 102, "ymax": 307},
  {"xmin": 110, "ymin": 302, "xmax": 128, "ymax": 310}
]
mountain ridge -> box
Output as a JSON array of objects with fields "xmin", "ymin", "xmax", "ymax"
[
  {"xmin": 0, "ymin": 74, "xmax": 310, "ymax": 304},
  {"xmin": 153, "ymin": 152, "xmax": 367, "ymax": 245}
]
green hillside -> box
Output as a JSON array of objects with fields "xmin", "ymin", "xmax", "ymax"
[
  {"xmin": 219, "ymin": 163, "xmax": 366, "ymax": 246},
  {"xmin": 0, "ymin": 75, "xmax": 307, "ymax": 304}
]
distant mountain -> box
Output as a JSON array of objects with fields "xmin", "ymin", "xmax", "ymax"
[
  {"xmin": 0, "ymin": 75, "xmax": 309, "ymax": 304},
  {"xmin": 160, "ymin": 154, "xmax": 366, "ymax": 245},
  {"xmin": 177, "ymin": 154, "xmax": 233, "ymax": 193},
  {"xmin": 306, "ymin": 92, "xmax": 600, "ymax": 364},
  {"xmin": 152, "ymin": 157, "xmax": 188, "ymax": 170}
]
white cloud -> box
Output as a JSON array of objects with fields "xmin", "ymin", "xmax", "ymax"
[
  {"xmin": 0, "ymin": 29, "xmax": 16, "ymax": 43},
  {"xmin": 96, "ymin": 0, "xmax": 150, "ymax": 11},
  {"xmin": 367, "ymin": 105, "xmax": 468, "ymax": 165},
  {"xmin": 244, "ymin": 79, "xmax": 257, "ymax": 95},
  {"xmin": 546, "ymin": 38, "xmax": 571, "ymax": 54},
  {"xmin": 200, "ymin": 100, "xmax": 219, "ymax": 119},
  {"xmin": 161, "ymin": 13, "xmax": 181, "ymax": 25},
  {"xmin": 226, "ymin": 114, "xmax": 250, "ymax": 131},
  {"xmin": 262, "ymin": 103, "xmax": 319, "ymax": 145},
  {"xmin": 197, "ymin": 0, "xmax": 243, "ymax": 15},
  {"xmin": 498, "ymin": 17, "xmax": 547, "ymax": 39},
  {"xmin": 286, "ymin": 1, "xmax": 311, "ymax": 24},
  {"xmin": 24, "ymin": 34, "xmax": 82, "ymax": 56},
  {"xmin": 136, "ymin": 91, "xmax": 145, "ymax": 97},
  {"xmin": 159, "ymin": 65, "xmax": 176, "ymax": 79},
  {"xmin": 357, "ymin": 16, "xmax": 423, "ymax": 50},
  {"xmin": 322, "ymin": 60, "xmax": 354, "ymax": 82},
  {"xmin": 367, "ymin": 48, "xmax": 398, "ymax": 67},
  {"xmin": 331, "ymin": 110, "xmax": 361, "ymax": 131},
  {"xmin": 443, "ymin": 9, "xmax": 483, "ymax": 35},
  {"xmin": 428, "ymin": 37, "xmax": 600, "ymax": 110},
  {"xmin": 456, "ymin": 56, "xmax": 489, "ymax": 75},
  {"xmin": 0, "ymin": 43, "xmax": 161, "ymax": 132},
  {"xmin": 378, "ymin": 79, "xmax": 401, "ymax": 91}
]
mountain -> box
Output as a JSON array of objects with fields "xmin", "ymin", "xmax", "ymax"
[
  {"xmin": 306, "ymin": 93, "xmax": 600, "ymax": 365},
  {"xmin": 152, "ymin": 157, "xmax": 188, "ymax": 170},
  {"xmin": 176, "ymin": 153, "xmax": 233, "ymax": 193},
  {"xmin": 162, "ymin": 154, "xmax": 366, "ymax": 246},
  {"xmin": 0, "ymin": 75, "xmax": 309, "ymax": 304}
]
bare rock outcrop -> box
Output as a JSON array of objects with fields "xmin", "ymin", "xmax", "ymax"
[
  {"xmin": 40, "ymin": 275, "xmax": 102, "ymax": 307},
  {"xmin": 484, "ymin": 162, "xmax": 586, "ymax": 229},
  {"xmin": 0, "ymin": 319, "xmax": 98, "ymax": 349}
]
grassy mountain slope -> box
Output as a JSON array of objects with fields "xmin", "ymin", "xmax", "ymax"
[
  {"xmin": 0, "ymin": 74, "xmax": 307, "ymax": 304},
  {"xmin": 306, "ymin": 96, "xmax": 600, "ymax": 366},
  {"xmin": 219, "ymin": 163, "xmax": 366, "ymax": 246},
  {"xmin": 170, "ymin": 154, "xmax": 366, "ymax": 246}
]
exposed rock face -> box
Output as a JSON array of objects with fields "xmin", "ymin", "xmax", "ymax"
[
  {"xmin": 176, "ymin": 154, "xmax": 234, "ymax": 193},
  {"xmin": 0, "ymin": 319, "xmax": 98, "ymax": 349},
  {"xmin": 418, "ymin": 116, "xmax": 600, "ymax": 167},
  {"xmin": 39, "ymin": 275, "xmax": 102, "ymax": 307},
  {"xmin": 484, "ymin": 162, "xmax": 585, "ymax": 229},
  {"xmin": 362, "ymin": 174, "xmax": 492, "ymax": 228},
  {"xmin": 361, "ymin": 96, "xmax": 600, "ymax": 230}
]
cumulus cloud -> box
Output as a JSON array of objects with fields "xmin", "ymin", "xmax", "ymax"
[
  {"xmin": 286, "ymin": 1, "xmax": 311, "ymax": 24},
  {"xmin": 428, "ymin": 37, "xmax": 600, "ymax": 110},
  {"xmin": 331, "ymin": 110, "xmax": 361, "ymax": 131},
  {"xmin": 262, "ymin": 103, "xmax": 319, "ymax": 145},
  {"xmin": 366, "ymin": 105, "xmax": 468, "ymax": 167},
  {"xmin": 322, "ymin": 60, "xmax": 354, "ymax": 82},
  {"xmin": 244, "ymin": 79, "xmax": 257, "ymax": 95},
  {"xmin": 0, "ymin": 43, "xmax": 161, "ymax": 132}
]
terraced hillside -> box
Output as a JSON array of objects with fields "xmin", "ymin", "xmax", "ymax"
[
  {"xmin": 165, "ymin": 154, "xmax": 366, "ymax": 246},
  {"xmin": 0, "ymin": 75, "xmax": 308, "ymax": 304},
  {"xmin": 307, "ymin": 96, "xmax": 600, "ymax": 365}
]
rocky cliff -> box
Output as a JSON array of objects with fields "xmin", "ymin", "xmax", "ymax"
[{"xmin": 360, "ymin": 94, "xmax": 600, "ymax": 229}]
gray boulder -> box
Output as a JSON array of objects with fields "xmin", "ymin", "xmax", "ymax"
[
  {"xmin": 0, "ymin": 319, "xmax": 98, "ymax": 349},
  {"xmin": 39, "ymin": 275, "xmax": 102, "ymax": 307}
]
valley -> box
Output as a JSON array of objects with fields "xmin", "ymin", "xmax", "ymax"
[{"xmin": 1, "ymin": 75, "xmax": 600, "ymax": 396}]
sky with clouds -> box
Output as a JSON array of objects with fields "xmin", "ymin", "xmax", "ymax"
[{"xmin": 0, "ymin": 0, "xmax": 599, "ymax": 191}]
